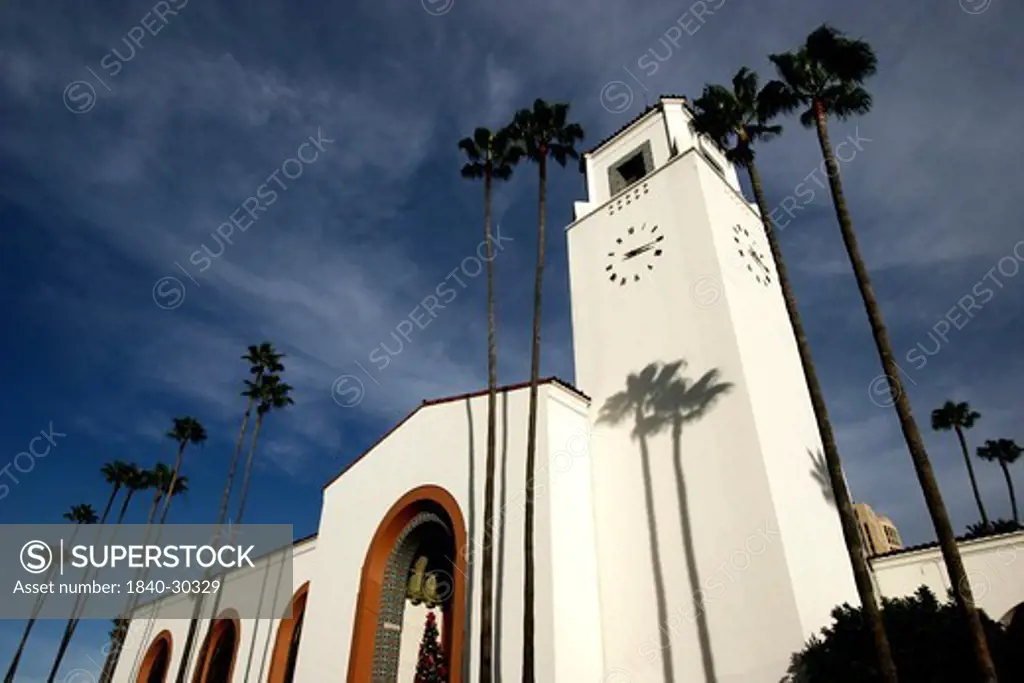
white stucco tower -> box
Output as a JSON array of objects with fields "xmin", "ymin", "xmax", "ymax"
[{"xmin": 566, "ymin": 97, "xmax": 858, "ymax": 683}]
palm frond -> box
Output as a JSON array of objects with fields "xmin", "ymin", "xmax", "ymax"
[
  {"xmin": 759, "ymin": 78, "xmax": 803, "ymax": 120},
  {"xmin": 457, "ymin": 135, "xmax": 482, "ymax": 162},
  {"xmin": 806, "ymin": 24, "xmax": 877, "ymax": 83},
  {"xmin": 461, "ymin": 163, "xmax": 485, "ymax": 179},
  {"xmin": 826, "ymin": 84, "xmax": 873, "ymax": 120}
]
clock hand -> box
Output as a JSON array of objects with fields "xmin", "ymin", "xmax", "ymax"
[{"xmin": 622, "ymin": 241, "xmax": 657, "ymax": 259}]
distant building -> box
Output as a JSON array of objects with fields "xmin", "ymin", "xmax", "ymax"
[{"xmin": 855, "ymin": 502, "xmax": 904, "ymax": 556}]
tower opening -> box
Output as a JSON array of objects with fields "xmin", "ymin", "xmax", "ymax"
[{"xmin": 608, "ymin": 141, "xmax": 654, "ymax": 195}]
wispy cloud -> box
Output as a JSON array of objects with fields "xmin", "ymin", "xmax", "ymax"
[{"xmin": 2, "ymin": 0, "xmax": 1022, "ymax": 554}]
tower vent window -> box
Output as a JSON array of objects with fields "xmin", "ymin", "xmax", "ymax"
[{"xmin": 608, "ymin": 141, "xmax": 654, "ymax": 196}]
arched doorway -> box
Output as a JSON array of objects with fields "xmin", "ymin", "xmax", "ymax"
[
  {"xmin": 267, "ymin": 582, "xmax": 311, "ymax": 683},
  {"xmin": 347, "ymin": 485, "xmax": 467, "ymax": 683},
  {"xmin": 191, "ymin": 612, "xmax": 240, "ymax": 683},
  {"xmin": 136, "ymin": 631, "xmax": 172, "ymax": 683}
]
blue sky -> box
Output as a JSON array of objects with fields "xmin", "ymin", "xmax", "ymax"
[{"xmin": 1, "ymin": 0, "xmax": 1022, "ymax": 678}]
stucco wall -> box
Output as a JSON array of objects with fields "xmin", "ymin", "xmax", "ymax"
[
  {"xmin": 107, "ymin": 384, "xmax": 595, "ymax": 683},
  {"xmin": 567, "ymin": 102, "xmax": 857, "ymax": 683},
  {"xmin": 112, "ymin": 538, "xmax": 317, "ymax": 683},
  {"xmin": 570, "ymin": 141, "xmax": 806, "ymax": 683},
  {"xmin": 696, "ymin": 155, "xmax": 858, "ymax": 639},
  {"xmin": 872, "ymin": 531, "xmax": 1024, "ymax": 625},
  {"xmin": 293, "ymin": 383, "xmax": 586, "ymax": 683}
]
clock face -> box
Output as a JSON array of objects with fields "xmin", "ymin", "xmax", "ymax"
[
  {"xmin": 732, "ymin": 224, "xmax": 771, "ymax": 287},
  {"xmin": 606, "ymin": 222, "xmax": 664, "ymax": 286}
]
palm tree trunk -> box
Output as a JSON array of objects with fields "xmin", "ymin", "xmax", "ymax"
[
  {"xmin": 115, "ymin": 490, "xmax": 135, "ymax": 524},
  {"xmin": 176, "ymin": 415, "xmax": 266, "ymax": 683},
  {"xmin": 92, "ymin": 492, "xmax": 136, "ymax": 683},
  {"xmin": 101, "ymin": 492, "xmax": 164, "ymax": 683},
  {"xmin": 5, "ymin": 612, "xmax": 39, "ymax": 683},
  {"xmin": 97, "ymin": 619, "xmax": 128, "ymax": 683},
  {"xmin": 46, "ymin": 620, "xmax": 76, "ymax": 682},
  {"xmin": 160, "ymin": 441, "xmax": 187, "ymax": 521},
  {"xmin": 521, "ymin": 151, "xmax": 547, "ymax": 683},
  {"xmin": 234, "ymin": 413, "xmax": 265, "ymax": 526},
  {"xmin": 56, "ymin": 486, "xmax": 125, "ymax": 662},
  {"xmin": 5, "ymin": 525, "xmax": 86, "ymax": 683},
  {"xmin": 1000, "ymin": 460, "xmax": 1019, "ymax": 523},
  {"xmin": 813, "ymin": 104, "xmax": 998, "ymax": 683},
  {"xmin": 49, "ymin": 509, "xmax": 116, "ymax": 683},
  {"xmin": 955, "ymin": 426, "xmax": 990, "ymax": 528},
  {"xmin": 221, "ymin": 397, "xmax": 255, "ymax": 525},
  {"xmin": 99, "ymin": 485, "xmax": 120, "ymax": 525},
  {"xmin": 159, "ymin": 495, "xmax": 174, "ymax": 525},
  {"xmin": 175, "ymin": 396, "xmax": 257, "ymax": 683},
  {"xmin": 746, "ymin": 159, "xmax": 900, "ymax": 683},
  {"xmin": 148, "ymin": 491, "xmax": 162, "ymax": 525},
  {"xmin": 478, "ymin": 166, "xmax": 498, "ymax": 683}
]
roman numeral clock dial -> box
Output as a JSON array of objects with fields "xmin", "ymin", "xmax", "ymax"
[{"xmin": 606, "ymin": 222, "xmax": 664, "ymax": 286}]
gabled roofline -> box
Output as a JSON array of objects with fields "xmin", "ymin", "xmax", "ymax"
[{"xmin": 320, "ymin": 377, "xmax": 588, "ymax": 490}]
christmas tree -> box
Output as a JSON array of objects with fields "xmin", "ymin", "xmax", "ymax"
[{"xmin": 414, "ymin": 610, "xmax": 447, "ymax": 683}]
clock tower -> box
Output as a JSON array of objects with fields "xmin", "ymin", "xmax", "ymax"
[{"xmin": 566, "ymin": 97, "xmax": 857, "ymax": 682}]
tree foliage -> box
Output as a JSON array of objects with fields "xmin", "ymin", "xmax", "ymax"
[
  {"xmin": 414, "ymin": 610, "xmax": 447, "ymax": 683},
  {"xmin": 786, "ymin": 586, "xmax": 1018, "ymax": 683}
]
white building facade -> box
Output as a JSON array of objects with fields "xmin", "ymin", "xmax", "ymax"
[{"xmin": 107, "ymin": 98, "xmax": 1024, "ymax": 683}]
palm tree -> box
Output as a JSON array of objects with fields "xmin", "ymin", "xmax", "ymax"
[
  {"xmin": 52, "ymin": 472, "xmax": 189, "ymax": 683},
  {"xmin": 44, "ymin": 504, "xmax": 103, "ymax": 683},
  {"xmin": 690, "ymin": 68, "xmax": 899, "ymax": 683},
  {"xmin": 234, "ymin": 374, "xmax": 293, "ymax": 524},
  {"xmin": 762, "ymin": 24, "xmax": 998, "ymax": 683},
  {"xmin": 219, "ymin": 343, "xmax": 284, "ymax": 527},
  {"xmin": 177, "ymin": 377, "xmax": 293, "ymax": 683},
  {"xmin": 505, "ymin": 98, "xmax": 584, "ymax": 683},
  {"xmin": 458, "ymin": 125, "xmax": 519, "ymax": 683},
  {"xmin": 171, "ymin": 343, "xmax": 284, "ymax": 683},
  {"xmin": 97, "ymin": 465, "xmax": 167, "ymax": 683},
  {"xmin": 145, "ymin": 463, "xmax": 173, "ymax": 524},
  {"xmin": 63, "ymin": 504, "xmax": 99, "ymax": 524},
  {"xmin": 50, "ymin": 466, "xmax": 145, "ymax": 683},
  {"xmin": 5, "ymin": 505, "xmax": 97, "ymax": 683},
  {"xmin": 114, "ymin": 464, "xmax": 146, "ymax": 524},
  {"xmin": 977, "ymin": 439, "xmax": 1022, "ymax": 523},
  {"xmin": 98, "ymin": 461, "xmax": 131, "ymax": 523},
  {"xmin": 158, "ymin": 475, "xmax": 189, "ymax": 525},
  {"xmin": 932, "ymin": 401, "xmax": 989, "ymax": 528},
  {"xmin": 161, "ymin": 416, "xmax": 207, "ymax": 521}
]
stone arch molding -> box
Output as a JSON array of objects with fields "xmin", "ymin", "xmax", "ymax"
[{"xmin": 347, "ymin": 484, "xmax": 467, "ymax": 683}]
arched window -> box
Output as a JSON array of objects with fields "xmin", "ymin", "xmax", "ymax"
[
  {"xmin": 192, "ymin": 612, "xmax": 241, "ymax": 683},
  {"xmin": 267, "ymin": 582, "xmax": 310, "ymax": 683},
  {"xmin": 136, "ymin": 630, "xmax": 172, "ymax": 683}
]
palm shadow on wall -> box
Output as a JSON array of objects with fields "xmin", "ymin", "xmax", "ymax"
[
  {"xmin": 599, "ymin": 360, "xmax": 732, "ymax": 683},
  {"xmin": 808, "ymin": 449, "xmax": 837, "ymax": 508}
]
